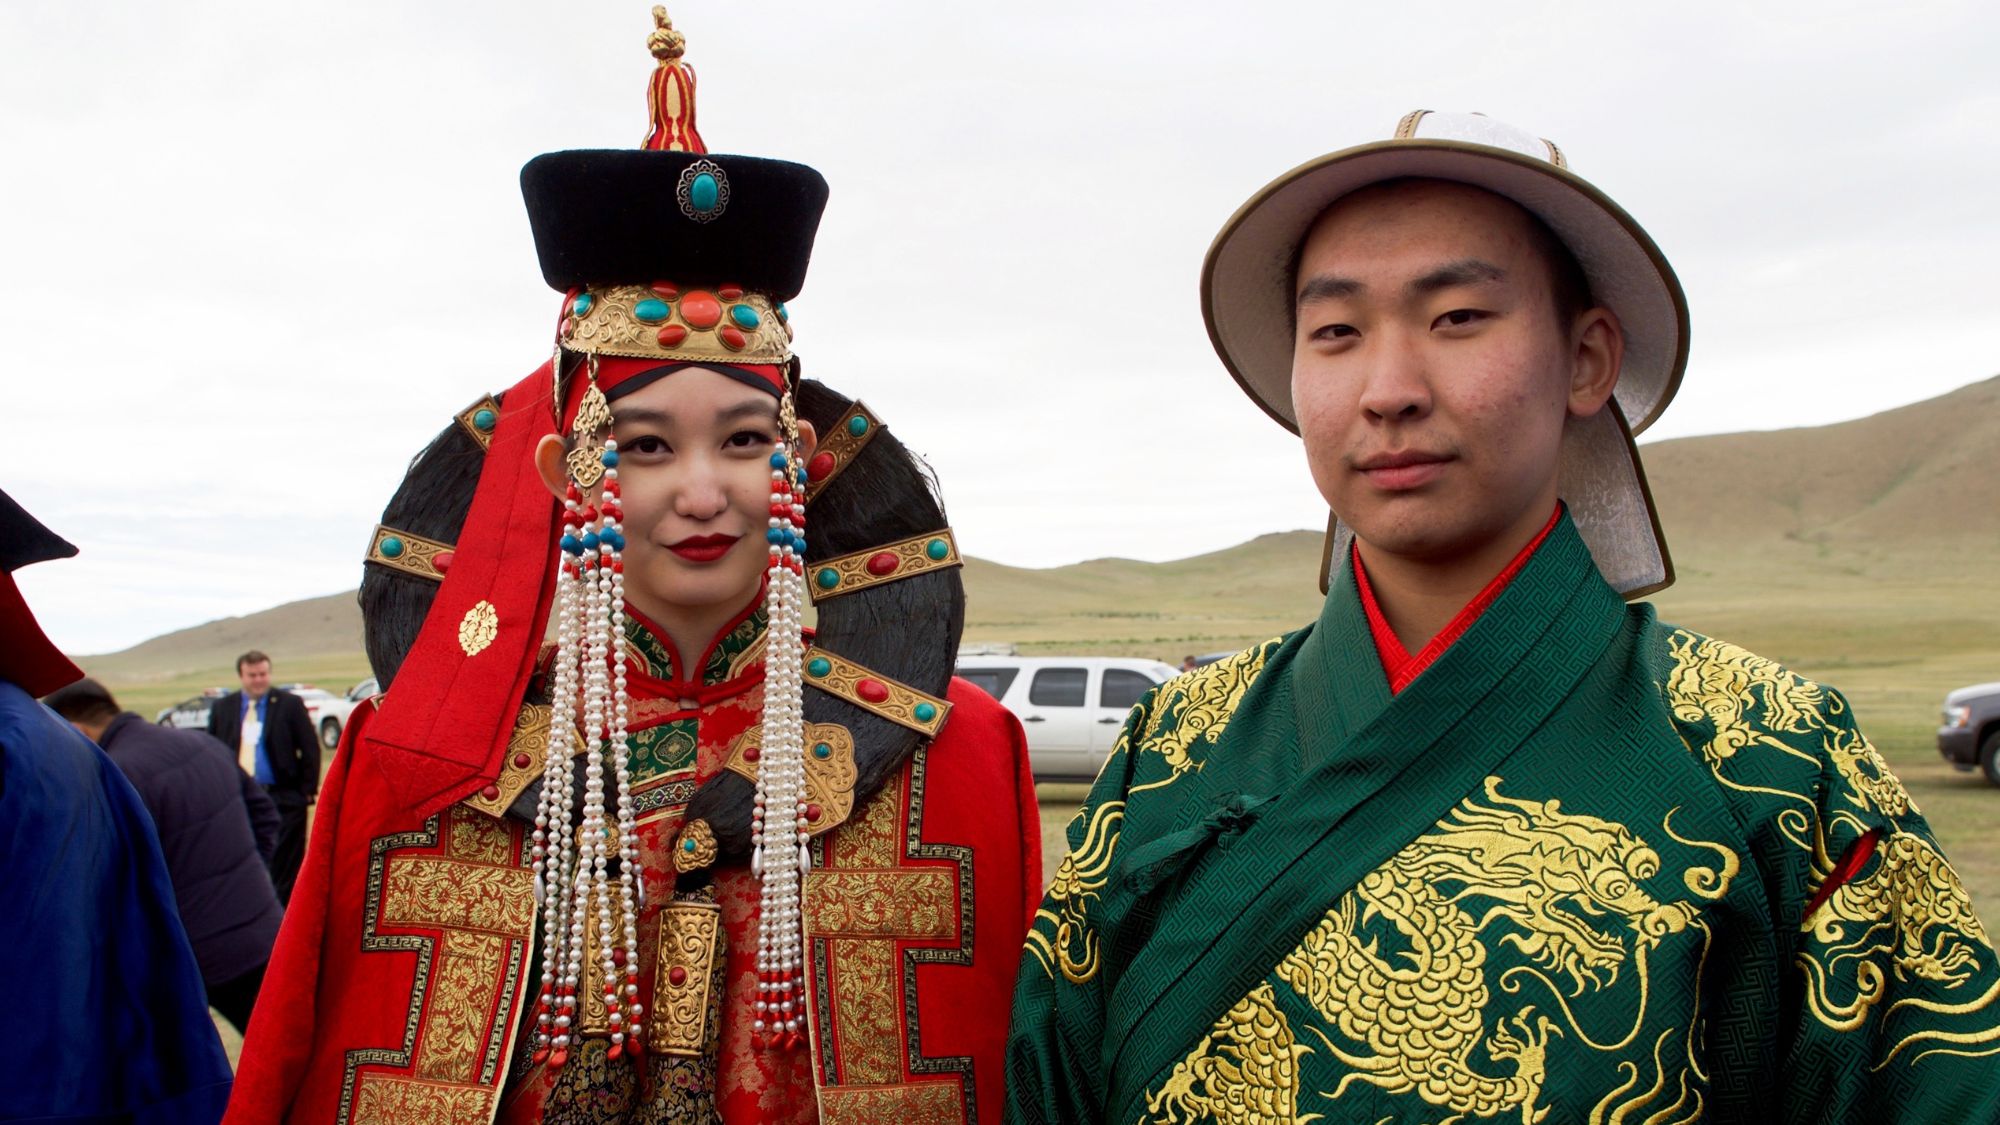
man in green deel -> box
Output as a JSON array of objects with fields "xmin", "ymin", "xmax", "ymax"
[{"xmin": 1005, "ymin": 112, "xmax": 2000, "ymax": 1124}]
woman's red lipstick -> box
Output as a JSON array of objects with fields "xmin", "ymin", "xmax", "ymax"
[{"xmin": 668, "ymin": 534, "xmax": 740, "ymax": 564}]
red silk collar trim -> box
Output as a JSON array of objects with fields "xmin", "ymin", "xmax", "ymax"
[{"xmin": 1354, "ymin": 505, "xmax": 1562, "ymax": 695}]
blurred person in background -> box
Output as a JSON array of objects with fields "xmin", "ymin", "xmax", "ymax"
[
  {"xmin": 46, "ymin": 676, "xmax": 284, "ymax": 1034},
  {"xmin": 0, "ymin": 487, "xmax": 231, "ymax": 1122},
  {"xmin": 207, "ymin": 648, "xmax": 318, "ymax": 902}
]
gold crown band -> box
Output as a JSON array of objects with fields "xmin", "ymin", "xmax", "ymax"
[{"xmin": 560, "ymin": 283, "xmax": 793, "ymax": 365}]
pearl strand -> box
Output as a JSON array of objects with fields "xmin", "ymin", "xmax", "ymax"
[{"xmin": 752, "ymin": 435, "xmax": 810, "ymax": 1050}]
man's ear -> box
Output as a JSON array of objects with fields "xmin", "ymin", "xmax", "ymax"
[
  {"xmin": 795, "ymin": 419, "xmax": 818, "ymax": 461},
  {"xmin": 534, "ymin": 434, "xmax": 570, "ymax": 500},
  {"xmin": 1567, "ymin": 306, "xmax": 1624, "ymax": 417}
]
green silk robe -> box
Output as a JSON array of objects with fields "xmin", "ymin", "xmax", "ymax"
[{"xmin": 1006, "ymin": 514, "xmax": 2000, "ymax": 1124}]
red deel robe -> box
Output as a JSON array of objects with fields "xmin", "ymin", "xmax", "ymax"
[{"xmin": 226, "ymin": 602, "xmax": 1039, "ymax": 1124}]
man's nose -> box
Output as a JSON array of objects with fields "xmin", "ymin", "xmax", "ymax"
[{"xmin": 1356, "ymin": 332, "xmax": 1432, "ymax": 422}]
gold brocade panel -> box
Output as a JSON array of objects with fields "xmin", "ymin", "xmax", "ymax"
[
  {"xmin": 341, "ymin": 806, "xmax": 538, "ymax": 1125},
  {"xmin": 805, "ymin": 746, "xmax": 979, "ymax": 1123}
]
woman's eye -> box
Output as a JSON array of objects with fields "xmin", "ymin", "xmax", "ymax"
[
  {"xmin": 726, "ymin": 430, "xmax": 775, "ymax": 449},
  {"xmin": 1434, "ymin": 309, "xmax": 1488, "ymax": 329},
  {"xmin": 625, "ymin": 435, "xmax": 670, "ymax": 455}
]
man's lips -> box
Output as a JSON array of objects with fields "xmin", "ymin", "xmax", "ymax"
[
  {"xmin": 667, "ymin": 534, "xmax": 740, "ymax": 563},
  {"xmin": 1353, "ymin": 451, "xmax": 1453, "ymax": 490}
]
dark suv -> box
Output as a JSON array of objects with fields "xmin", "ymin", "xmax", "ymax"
[{"xmin": 1938, "ymin": 681, "xmax": 2000, "ymax": 786}]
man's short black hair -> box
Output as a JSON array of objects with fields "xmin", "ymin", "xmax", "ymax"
[
  {"xmin": 1290, "ymin": 177, "xmax": 1596, "ymax": 334},
  {"xmin": 237, "ymin": 650, "xmax": 271, "ymax": 673},
  {"xmin": 44, "ymin": 677, "xmax": 120, "ymax": 724}
]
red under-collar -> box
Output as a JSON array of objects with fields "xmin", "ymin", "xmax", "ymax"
[{"xmin": 1353, "ymin": 506, "xmax": 1561, "ymax": 695}]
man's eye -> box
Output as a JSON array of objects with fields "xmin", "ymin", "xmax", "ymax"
[
  {"xmin": 625, "ymin": 435, "xmax": 670, "ymax": 455},
  {"xmin": 1434, "ymin": 309, "xmax": 1488, "ymax": 329},
  {"xmin": 1310, "ymin": 324, "xmax": 1358, "ymax": 341}
]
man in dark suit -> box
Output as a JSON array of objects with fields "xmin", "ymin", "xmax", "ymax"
[{"xmin": 207, "ymin": 650, "xmax": 318, "ymax": 903}]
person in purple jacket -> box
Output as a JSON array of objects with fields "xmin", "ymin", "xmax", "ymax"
[{"xmin": 46, "ymin": 676, "xmax": 285, "ymax": 1033}]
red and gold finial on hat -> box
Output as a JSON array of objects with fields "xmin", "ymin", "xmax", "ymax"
[{"xmin": 644, "ymin": 6, "xmax": 705, "ymax": 154}]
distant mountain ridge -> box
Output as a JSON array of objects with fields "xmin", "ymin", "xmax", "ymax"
[{"xmin": 79, "ymin": 375, "xmax": 1999, "ymax": 679}]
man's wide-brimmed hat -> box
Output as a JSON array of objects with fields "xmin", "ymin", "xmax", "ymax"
[{"xmin": 1202, "ymin": 110, "xmax": 1689, "ymax": 596}]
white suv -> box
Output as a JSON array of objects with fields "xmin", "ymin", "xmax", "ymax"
[{"xmin": 955, "ymin": 656, "xmax": 1179, "ymax": 780}]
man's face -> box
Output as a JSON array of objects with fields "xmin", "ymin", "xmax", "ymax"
[
  {"xmin": 239, "ymin": 660, "xmax": 272, "ymax": 696},
  {"xmin": 1290, "ymin": 179, "xmax": 1616, "ymax": 566}
]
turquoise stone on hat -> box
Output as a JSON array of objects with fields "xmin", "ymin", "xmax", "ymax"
[
  {"xmin": 926, "ymin": 538, "xmax": 949, "ymax": 561},
  {"xmin": 689, "ymin": 172, "xmax": 720, "ymax": 213},
  {"xmin": 472, "ymin": 408, "xmax": 497, "ymax": 432},
  {"xmin": 379, "ymin": 536, "xmax": 404, "ymax": 558},
  {"xmin": 807, "ymin": 656, "xmax": 832, "ymax": 678},
  {"xmin": 633, "ymin": 298, "xmax": 670, "ymax": 324},
  {"xmin": 730, "ymin": 304, "xmax": 761, "ymax": 330},
  {"xmin": 812, "ymin": 742, "xmax": 832, "ymax": 759},
  {"xmin": 816, "ymin": 567, "xmax": 840, "ymax": 590},
  {"xmin": 914, "ymin": 702, "xmax": 938, "ymax": 723},
  {"xmin": 571, "ymin": 293, "xmax": 593, "ymax": 316},
  {"xmin": 847, "ymin": 415, "xmax": 870, "ymax": 437}
]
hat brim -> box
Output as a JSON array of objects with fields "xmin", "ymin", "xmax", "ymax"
[
  {"xmin": 1202, "ymin": 138, "xmax": 1689, "ymax": 437},
  {"xmin": 1317, "ymin": 401, "xmax": 1675, "ymax": 599}
]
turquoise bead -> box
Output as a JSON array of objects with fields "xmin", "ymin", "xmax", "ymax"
[
  {"xmin": 847, "ymin": 415, "xmax": 870, "ymax": 437},
  {"xmin": 812, "ymin": 742, "xmax": 832, "ymax": 759},
  {"xmin": 926, "ymin": 538, "xmax": 949, "ymax": 561},
  {"xmin": 472, "ymin": 408, "xmax": 497, "ymax": 432},
  {"xmin": 689, "ymin": 172, "xmax": 720, "ymax": 212},
  {"xmin": 777, "ymin": 303, "xmax": 789, "ymax": 324},
  {"xmin": 914, "ymin": 702, "xmax": 937, "ymax": 723},
  {"xmin": 807, "ymin": 656, "xmax": 831, "ymax": 678},
  {"xmin": 816, "ymin": 567, "xmax": 840, "ymax": 589},
  {"xmin": 681, "ymin": 838, "xmax": 697, "ymax": 853},
  {"xmin": 571, "ymin": 293, "xmax": 593, "ymax": 316},
  {"xmin": 730, "ymin": 304, "xmax": 761, "ymax": 329},
  {"xmin": 379, "ymin": 536, "xmax": 404, "ymax": 558},
  {"xmin": 633, "ymin": 297, "xmax": 670, "ymax": 323}
]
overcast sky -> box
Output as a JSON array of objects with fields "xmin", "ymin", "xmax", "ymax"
[{"xmin": 5, "ymin": 0, "xmax": 1996, "ymax": 654}]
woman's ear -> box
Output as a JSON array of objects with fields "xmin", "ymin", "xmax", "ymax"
[
  {"xmin": 794, "ymin": 419, "xmax": 818, "ymax": 460},
  {"xmin": 534, "ymin": 434, "xmax": 570, "ymax": 500}
]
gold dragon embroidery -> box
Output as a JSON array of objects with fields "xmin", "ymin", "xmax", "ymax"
[
  {"xmin": 1804, "ymin": 828, "xmax": 1992, "ymax": 1026},
  {"xmin": 1667, "ymin": 627, "xmax": 2000, "ymax": 1064},
  {"xmin": 1026, "ymin": 799, "xmax": 1124, "ymax": 984},
  {"xmin": 1664, "ymin": 631, "xmax": 1831, "ymax": 780},
  {"xmin": 1127, "ymin": 642, "xmax": 1274, "ymax": 794},
  {"xmin": 1150, "ymin": 779, "xmax": 1729, "ymax": 1125},
  {"xmin": 1146, "ymin": 983, "xmax": 1319, "ymax": 1125}
]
